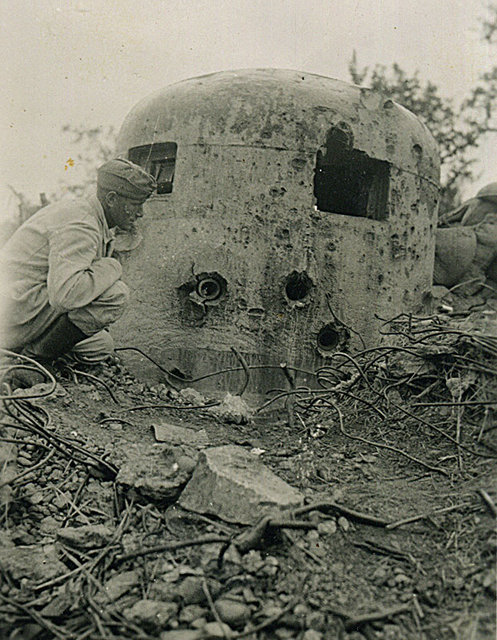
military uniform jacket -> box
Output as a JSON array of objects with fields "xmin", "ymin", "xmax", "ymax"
[{"xmin": 0, "ymin": 194, "xmax": 121, "ymax": 345}]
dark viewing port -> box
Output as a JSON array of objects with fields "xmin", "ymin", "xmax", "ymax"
[
  {"xmin": 317, "ymin": 324, "xmax": 341, "ymax": 352},
  {"xmin": 128, "ymin": 142, "xmax": 177, "ymax": 195},
  {"xmin": 285, "ymin": 271, "xmax": 313, "ymax": 301},
  {"xmin": 313, "ymin": 125, "xmax": 390, "ymax": 220}
]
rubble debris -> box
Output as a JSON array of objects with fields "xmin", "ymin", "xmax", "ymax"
[
  {"xmin": 214, "ymin": 597, "xmax": 251, "ymax": 628},
  {"xmin": 1, "ymin": 304, "xmax": 496, "ymax": 639},
  {"xmin": 123, "ymin": 599, "xmax": 178, "ymax": 632},
  {"xmin": 0, "ymin": 544, "xmax": 66, "ymax": 583},
  {"xmin": 337, "ymin": 516, "xmax": 350, "ymax": 532},
  {"xmin": 39, "ymin": 592, "xmax": 72, "ymax": 618},
  {"xmin": 180, "ymin": 388, "xmax": 208, "ymax": 405},
  {"xmin": 176, "ymin": 576, "xmax": 222, "ymax": 605},
  {"xmin": 96, "ymin": 569, "xmax": 141, "ymax": 603},
  {"xmin": 179, "ymin": 445, "xmax": 304, "ymax": 524},
  {"xmin": 0, "ymin": 439, "xmax": 17, "ymax": 508},
  {"xmin": 317, "ymin": 520, "xmax": 337, "ymax": 536},
  {"xmin": 153, "ymin": 421, "xmax": 210, "ymax": 447},
  {"xmin": 179, "ymin": 604, "xmax": 209, "ymax": 624},
  {"xmin": 56, "ymin": 523, "xmax": 113, "ymax": 549},
  {"xmin": 206, "ymin": 393, "xmax": 253, "ymax": 424},
  {"xmin": 202, "ymin": 621, "xmax": 234, "ymax": 638},
  {"xmin": 116, "ymin": 442, "xmax": 195, "ymax": 502},
  {"xmin": 302, "ymin": 629, "xmax": 323, "ymax": 640},
  {"xmin": 343, "ymin": 601, "xmax": 413, "ymax": 631},
  {"xmin": 160, "ymin": 631, "xmax": 203, "ymax": 640}
]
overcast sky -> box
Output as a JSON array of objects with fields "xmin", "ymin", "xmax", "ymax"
[{"xmin": 2, "ymin": 0, "xmax": 495, "ymax": 202}]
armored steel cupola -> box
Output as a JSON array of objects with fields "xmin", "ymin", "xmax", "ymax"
[{"xmin": 114, "ymin": 69, "xmax": 440, "ymax": 393}]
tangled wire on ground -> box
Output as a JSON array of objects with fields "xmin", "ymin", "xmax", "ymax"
[
  {"xmin": 111, "ymin": 310, "xmax": 497, "ymax": 477},
  {"xmin": 1, "ymin": 309, "xmax": 496, "ymax": 488},
  {"xmin": 255, "ymin": 312, "xmax": 497, "ymax": 476},
  {"xmin": 0, "ymin": 350, "xmax": 118, "ymax": 501},
  {"xmin": 0, "ymin": 312, "xmax": 496, "ymax": 638}
]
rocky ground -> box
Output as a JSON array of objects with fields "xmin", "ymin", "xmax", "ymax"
[{"xmin": 0, "ymin": 298, "xmax": 496, "ymax": 639}]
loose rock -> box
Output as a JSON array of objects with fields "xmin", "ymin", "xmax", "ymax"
[
  {"xmin": 179, "ymin": 604, "xmax": 208, "ymax": 624},
  {"xmin": 214, "ymin": 597, "xmax": 251, "ymax": 628},
  {"xmin": 160, "ymin": 631, "xmax": 203, "ymax": 640},
  {"xmin": 176, "ymin": 576, "xmax": 222, "ymax": 605},
  {"xmin": 28, "ymin": 491, "xmax": 45, "ymax": 505},
  {"xmin": 39, "ymin": 516, "xmax": 60, "ymax": 534},
  {"xmin": 52, "ymin": 492, "xmax": 70, "ymax": 509},
  {"xmin": 117, "ymin": 443, "xmax": 194, "ymax": 502},
  {"xmin": 40, "ymin": 593, "xmax": 72, "ymax": 618},
  {"xmin": 203, "ymin": 621, "xmax": 234, "ymax": 638},
  {"xmin": 56, "ymin": 524, "xmax": 113, "ymax": 549},
  {"xmin": 123, "ymin": 599, "xmax": 178, "ymax": 632},
  {"xmin": 97, "ymin": 570, "xmax": 141, "ymax": 603},
  {"xmin": 0, "ymin": 440, "xmax": 17, "ymax": 508},
  {"xmin": 153, "ymin": 422, "xmax": 209, "ymax": 448},
  {"xmin": 206, "ymin": 393, "xmax": 252, "ymax": 424},
  {"xmin": 0, "ymin": 545, "xmax": 66, "ymax": 583},
  {"xmin": 317, "ymin": 520, "xmax": 337, "ymax": 536},
  {"xmin": 179, "ymin": 445, "xmax": 303, "ymax": 525},
  {"xmin": 303, "ymin": 630, "xmax": 323, "ymax": 640},
  {"xmin": 337, "ymin": 516, "xmax": 350, "ymax": 532},
  {"xmin": 180, "ymin": 388, "xmax": 207, "ymax": 405}
]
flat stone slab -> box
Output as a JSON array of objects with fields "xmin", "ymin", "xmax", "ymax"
[
  {"xmin": 178, "ymin": 445, "xmax": 303, "ymax": 525},
  {"xmin": 153, "ymin": 422, "xmax": 209, "ymax": 448}
]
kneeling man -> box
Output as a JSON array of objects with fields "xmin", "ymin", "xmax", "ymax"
[{"xmin": 0, "ymin": 158, "xmax": 156, "ymax": 384}]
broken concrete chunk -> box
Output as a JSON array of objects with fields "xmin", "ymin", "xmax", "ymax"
[
  {"xmin": 97, "ymin": 570, "xmax": 141, "ymax": 603},
  {"xmin": 39, "ymin": 516, "xmax": 60, "ymax": 534},
  {"xmin": 153, "ymin": 422, "xmax": 209, "ymax": 448},
  {"xmin": 179, "ymin": 445, "xmax": 303, "ymax": 525},
  {"xmin": 317, "ymin": 520, "xmax": 337, "ymax": 536},
  {"xmin": 56, "ymin": 524, "xmax": 113, "ymax": 549},
  {"xmin": 180, "ymin": 388, "xmax": 207, "ymax": 405},
  {"xmin": 0, "ymin": 545, "xmax": 66, "ymax": 583},
  {"xmin": 206, "ymin": 393, "xmax": 252, "ymax": 424},
  {"xmin": 123, "ymin": 599, "xmax": 178, "ymax": 632},
  {"xmin": 160, "ymin": 631, "xmax": 203, "ymax": 640},
  {"xmin": 116, "ymin": 443, "xmax": 194, "ymax": 502},
  {"xmin": 40, "ymin": 593, "xmax": 72, "ymax": 618},
  {"xmin": 147, "ymin": 579, "xmax": 178, "ymax": 602}
]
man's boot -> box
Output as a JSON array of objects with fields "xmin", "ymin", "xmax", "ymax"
[{"xmin": 11, "ymin": 315, "xmax": 88, "ymax": 389}]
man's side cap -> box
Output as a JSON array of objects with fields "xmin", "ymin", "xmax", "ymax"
[{"xmin": 97, "ymin": 158, "xmax": 156, "ymax": 202}]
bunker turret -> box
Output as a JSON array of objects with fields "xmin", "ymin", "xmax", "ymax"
[{"xmin": 114, "ymin": 69, "xmax": 440, "ymax": 393}]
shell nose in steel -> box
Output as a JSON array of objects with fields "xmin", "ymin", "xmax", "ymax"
[{"xmin": 196, "ymin": 276, "xmax": 223, "ymax": 301}]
